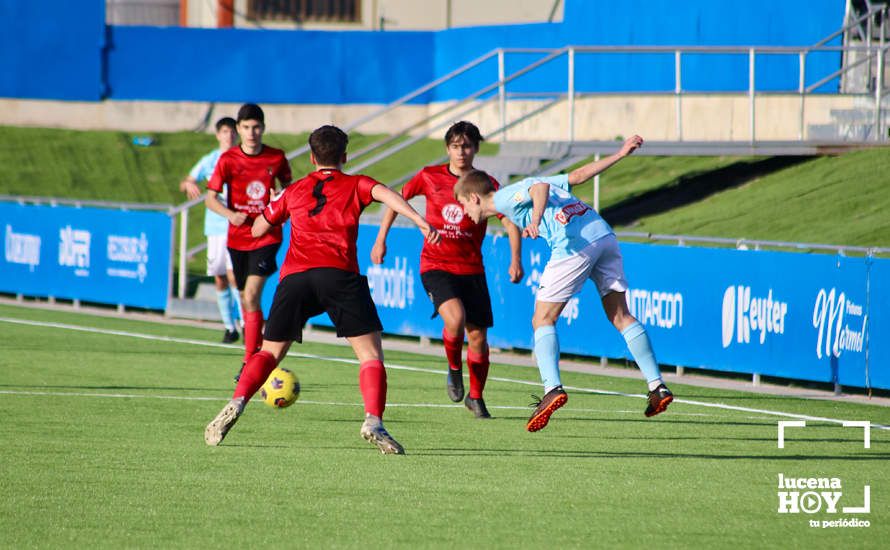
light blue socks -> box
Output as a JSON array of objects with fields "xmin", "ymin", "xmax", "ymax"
[
  {"xmin": 216, "ymin": 289, "xmax": 235, "ymax": 331},
  {"xmin": 621, "ymin": 321, "xmax": 663, "ymax": 390},
  {"xmin": 229, "ymin": 286, "xmax": 243, "ymax": 327},
  {"xmin": 534, "ymin": 325, "xmax": 561, "ymax": 392}
]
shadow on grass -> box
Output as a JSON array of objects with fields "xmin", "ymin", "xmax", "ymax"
[
  {"xmin": 565, "ymin": 434, "xmax": 890, "ymax": 445},
  {"xmin": 549, "ymin": 415, "xmax": 777, "ymax": 427},
  {"xmin": 412, "ymin": 448, "xmax": 890, "ymax": 460},
  {"xmin": 601, "ymin": 156, "xmax": 813, "ymax": 226},
  {"xmin": 0, "ymin": 383, "xmax": 228, "ymax": 393},
  {"xmin": 0, "ymin": 382, "xmax": 353, "ymax": 393},
  {"xmin": 217, "ymin": 443, "xmax": 292, "ymax": 449}
]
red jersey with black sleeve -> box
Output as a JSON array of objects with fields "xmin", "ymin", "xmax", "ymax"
[
  {"xmin": 402, "ymin": 164, "xmax": 499, "ymax": 275},
  {"xmin": 208, "ymin": 145, "xmax": 292, "ymax": 251},
  {"xmin": 263, "ymin": 169, "xmax": 379, "ymax": 279}
]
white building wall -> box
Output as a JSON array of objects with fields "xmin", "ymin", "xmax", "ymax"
[{"xmin": 0, "ymin": 95, "xmax": 868, "ymax": 143}]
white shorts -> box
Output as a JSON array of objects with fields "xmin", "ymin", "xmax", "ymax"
[
  {"xmin": 206, "ymin": 234, "xmax": 233, "ymax": 277},
  {"xmin": 536, "ymin": 234, "xmax": 628, "ymax": 303}
]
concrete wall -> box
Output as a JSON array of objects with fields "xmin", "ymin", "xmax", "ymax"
[{"xmin": 0, "ymin": 94, "xmax": 870, "ymax": 142}]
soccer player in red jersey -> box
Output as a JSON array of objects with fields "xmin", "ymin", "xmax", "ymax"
[
  {"xmin": 204, "ymin": 125, "xmax": 440, "ymax": 454},
  {"xmin": 205, "ymin": 103, "xmax": 292, "ymax": 367},
  {"xmin": 370, "ymin": 121, "xmax": 523, "ymax": 418}
]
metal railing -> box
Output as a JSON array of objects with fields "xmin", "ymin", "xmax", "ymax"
[
  {"xmin": 615, "ymin": 231, "xmax": 890, "ymax": 257},
  {"xmin": 285, "ymin": 41, "xmax": 888, "ymax": 172},
  {"xmin": 168, "ymin": 195, "xmax": 207, "ymax": 299},
  {"xmin": 0, "ymin": 194, "xmax": 173, "ymax": 211}
]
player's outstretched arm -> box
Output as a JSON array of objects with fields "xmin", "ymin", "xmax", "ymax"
[
  {"xmin": 567, "ymin": 134, "xmax": 643, "ymax": 186},
  {"xmin": 371, "ymin": 206, "xmax": 399, "ymax": 264},
  {"xmin": 205, "ymin": 190, "xmax": 247, "ymax": 226},
  {"xmin": 502, "ymin": 217, "xmax": 524, "ymax": 283},
  {"xmin": 371, "ymin": 184, "xmax": 440, "ymax": 245},
  {"xmin": 521, "ymin": 183, "xmax": 550, "ymax": 239}
]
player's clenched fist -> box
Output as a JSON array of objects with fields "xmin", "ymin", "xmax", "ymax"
[
  {"xmin": 522, "ymin": 221, "xmax": 540, "ymax": 239},
  {"xmin": 370, "ymin": 241, "xmax": 387, "ymax": 264},
  {"xmin": 229, "ymin": 211, "xmax": 248, "ymax": 226},
  {"xmin": 619, "ymin": 135, "xmax": 644, "ymax": 158}
]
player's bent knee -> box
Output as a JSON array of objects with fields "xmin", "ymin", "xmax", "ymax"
[
  {"xmin": 466, "ymin": 326, "xmax": 487, "ymax": 349},
  {"xmin": 532, "ymin": 312, "xmax": 559, "ymax": 330},
  {"xmin": 261, "ymin": 340, "xmax": 290, "ymax": 362}
]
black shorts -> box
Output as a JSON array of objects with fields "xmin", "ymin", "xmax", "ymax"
[
  {"xmin": 420, "ymin": 270, "xmax": 493, "ymax": 328},
  {"xmin": 228, "ymin": 243, "xmax": 280, "ymax": 290},
  {"xmin": 264, "ymin": 268, "xmax": 383, "ymax": 343}
]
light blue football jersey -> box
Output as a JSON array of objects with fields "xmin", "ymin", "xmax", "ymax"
[
  {"xmin": 493, "ymin": 174, "xmax": 614, "ymax": 260},
  {"xmin": 189, "ymin": 149, "xmax": 228, "ymax": 236}
]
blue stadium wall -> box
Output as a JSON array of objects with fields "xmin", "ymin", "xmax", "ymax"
[
  {"xmin": 0, "ymin": 0, "xmax": 844, "ymax": 103},
  {"xmin": 0, "ymin": 0, "xmax": 106, "ymax": 100}
]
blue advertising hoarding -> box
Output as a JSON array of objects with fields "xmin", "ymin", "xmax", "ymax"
[
  {"xmin": 263, "ymin": 223, "xmax": 886, "ymax": 390},
  {"xmin": 1, "ymin": 203, "xmax": 172, "ymax": 310}
]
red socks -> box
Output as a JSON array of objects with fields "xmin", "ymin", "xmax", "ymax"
[
  {"xmin": 467, "ymin": 348, "xmax": 490, "ymax": 399},
  {"xmin": 233, "ymin": 350, "xmax": 277, "ymax": 402},
  {"xmin": 444, "ymin": 328, "xmax": 489, "ymax": 398},
  {"xmin": 442, "ymin": 329, "xmax": 463, "ymax": 371},
  {"xmin": 359, "ymin": 360, "xmax": 387, "ymax": 418},
  {"xmin": 243, "ymin": 309, "xmax": 264, "ymax": 362}
]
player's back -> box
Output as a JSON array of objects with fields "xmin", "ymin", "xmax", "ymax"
[
  {"xmin": 495, "ymin": 174, "xmax": 613, "ymax": 260},
  {"xmin": 269, "ymin": 169, "xmax": 378, "ymax": 278}
]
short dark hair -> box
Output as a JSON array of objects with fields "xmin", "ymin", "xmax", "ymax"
[
  {"xmin": 445, "ymin": 121, "xmax": 484, "ymax": 148},
  {"xmin": 309, "ymin": 125, "xmax": 349, "ymax": 166},
  {"xmin": 454, "ymin": 169, "xmax": 495, "ymax": 199},
  {"xmin": 215, "ymin": 117, "xmax": 236, "ymax": 131},
  {"xmin": 237, "ymin": 103, "xmax": 264, "ymax": 124}
]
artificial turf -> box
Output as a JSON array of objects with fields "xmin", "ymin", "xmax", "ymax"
[{"xmin": 0, "ymin": 303, "xmax": 886, "ymax": 548}]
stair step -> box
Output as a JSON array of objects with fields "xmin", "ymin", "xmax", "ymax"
[
  {"xmin": 474, "ymin": 155, "xmax": 541, "ymax": 174},
  {"xmin": 829, "ymin": 109, "xmax": 890, "ymax": 123},
  {"xmin": 807, "ymin": 123, "xmax": 880, "ymax": 140},
  {"xmin": 497, "ymin": 141, "xmax": 571, "ymax": 158},
  {"xmin": 167, "ymin": 297, "xmax": 222, "ymax": 322}
]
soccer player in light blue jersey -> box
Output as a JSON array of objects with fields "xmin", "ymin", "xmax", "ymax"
[
  {"xmin": 454, "ymin": 135, "xmax": 673, "ymax": 432},
  {"xmin": 179, "ymin": 117, "xmax": 243, "ymax": 343}
]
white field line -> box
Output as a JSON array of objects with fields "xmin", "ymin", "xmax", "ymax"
[{"xmin": 1, "ymin": 316, "xmax": 888, "ymax": 431}]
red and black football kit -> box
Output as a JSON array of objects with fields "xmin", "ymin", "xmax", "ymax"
[
  {"xmin": 402, "ymin": 164, "xmax": 502, "ymax": 402},
  {"xmin": 402, "ymin": 164, "xmax": 498, "ymax": 328},
  {"xmin": 231, "ymin": 169, "xmax": 389, "ymax": 420},
  {"xmin": 208, "ymin": 144, "xmax": 292, "ymax": 361},
  {"xmin": 261, "ymin": 169, "xmax": 383, "ymax": 343}
]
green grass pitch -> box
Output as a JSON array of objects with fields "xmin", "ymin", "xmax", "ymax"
[{"xmin": 0, "ymin": 303, "xmax": 887, "ymax": 548}]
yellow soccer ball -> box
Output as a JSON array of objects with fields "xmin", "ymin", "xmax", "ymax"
[{"xmin": 260, "ymin": 367, "xmax": 301, "ymax": 408}]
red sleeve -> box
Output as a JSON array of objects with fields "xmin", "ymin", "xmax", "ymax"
[
  {"xmin": 277, "ymin": 153, "xmax": 292, "ymax": 186},
  {"xmin": 400, "ymin": 170, "xmax": 425, "ymax": 200},
  {"xmin": 207, "ymin": 154, "xmax": 227, "ymax": 192},
  {"xmin": 263, "ymin": 186, "xmax": 290, "ymax": 226},
  {"xmin": 357, "ymin": 176, "xmax": 381, "ymax": 207}
]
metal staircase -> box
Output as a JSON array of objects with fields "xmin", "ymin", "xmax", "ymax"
[{"xmin": 803, "ymin": 0, "xmax": 890, "ymax": 140}]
